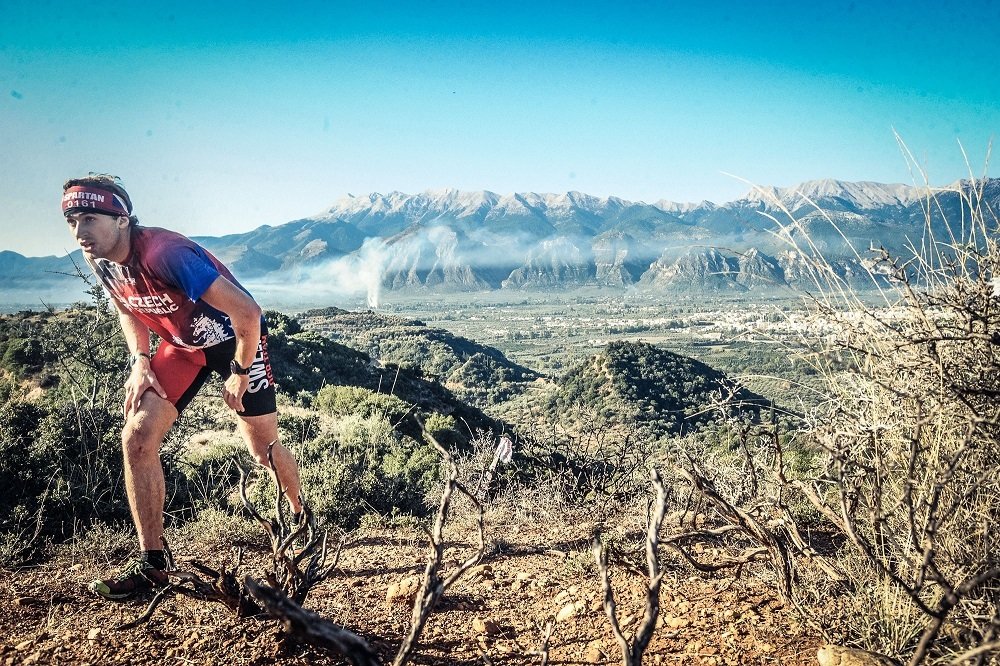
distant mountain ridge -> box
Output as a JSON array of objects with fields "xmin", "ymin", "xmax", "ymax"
[
  {"xmin": 744, "ymin": 178, "xmax": 924, "ymax": 210},
  {"xmin": 5, "ymin": 178, "xmax": 998, "ymax": 299}
]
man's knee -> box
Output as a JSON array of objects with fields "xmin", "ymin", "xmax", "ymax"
[
  {"xmin": 248, "ymin": 446, "xmax": 271, "ymax": 468},
  {"xmin": 248, "ymin": 440, "xmax": 285, "ymax": 469},
  {"xmin": 122, "ymin": 413, "xmax": 167, "ymax": 461},
  {"xmin": 238, "ymin": 414, "xmax": 282, "ymax": 464}
]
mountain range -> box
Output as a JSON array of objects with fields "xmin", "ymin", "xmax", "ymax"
[{"xmin": 5, "ymin": 178, "xmax": 998, "ymax": 301}]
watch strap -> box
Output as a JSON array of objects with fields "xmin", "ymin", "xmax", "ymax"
[
  {"xmin": 129, "ymin": 352, "xmax": 151, "ymax": 366},
  {"xmin": 230, "ymin": 359, "xmax": 251, "ymax": 376}
]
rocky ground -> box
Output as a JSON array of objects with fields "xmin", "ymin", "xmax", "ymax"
[{"xmin": 0, "ymin": 504, "xmax": 822, "ymax": 665}]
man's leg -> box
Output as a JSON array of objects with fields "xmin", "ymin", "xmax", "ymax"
[
  {"xmin": 122, "ymin": 392, "xmax": 178, "ymax": 550},
  {"xmin": 237, "ymin": 412, "xmax": 303, "ymax": 514},
  {"xmin": 89, "ymin": 392, "xmax": 177, "ymax": 600}
]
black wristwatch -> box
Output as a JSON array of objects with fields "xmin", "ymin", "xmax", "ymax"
[
  {"xmin": 230, "ymin": 359, "xmax": 251, "ymax": 376},
  {"xmin": 129, "ymin": 352, "xmax": 151, "ymax": 367}
]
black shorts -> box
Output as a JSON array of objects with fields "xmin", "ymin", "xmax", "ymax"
[{"xmin": 150, "ymin": 324, "xmax": 277, "ymax": 417}]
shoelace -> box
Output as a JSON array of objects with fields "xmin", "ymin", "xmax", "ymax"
[{"xmin": 113, "ymin": 559, "xmax": 151, "ymax": 582}]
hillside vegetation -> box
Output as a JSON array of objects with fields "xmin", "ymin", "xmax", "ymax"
[
  {"xmin": 0, "ymin": 296, "xmax": 513, "ymax": 557},
  {"xmin": 297, "ymin": 306, "xmax": 539, "ymax": 407},
  {"xmin": 546, "ymin": 340, "xmax": 767, "ymax": 436}
]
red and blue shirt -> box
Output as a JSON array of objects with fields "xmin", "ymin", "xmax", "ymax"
[{"xmin": 87, "ymin": 226, "xmax": 250, "ymax": 349}]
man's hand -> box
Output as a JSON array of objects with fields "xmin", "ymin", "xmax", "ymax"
[
  {"xmin": 222, "ymin": 372, "xmax": 250, "ymax": 413},
  {"xmin": 123, "ymin": 357, "xmax": 168, "ymax": 417}
]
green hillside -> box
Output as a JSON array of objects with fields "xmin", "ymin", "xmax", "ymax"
[
  {"xmin": 547, "ymin": 339, "xmax": 767, "ymax": 436},
  {"xmin": 262, "ymin": 309, "xmax": 502, "ymax": 441},
  {"xmin": 298, "ymin": 307, "xmax": 539, "ymax": 407}
]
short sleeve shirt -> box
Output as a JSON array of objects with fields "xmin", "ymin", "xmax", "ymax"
[{"xmin": 86, "ymin": 226, "xmax": 251, "ymax": 349}]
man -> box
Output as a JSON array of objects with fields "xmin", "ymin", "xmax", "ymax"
[{"xmin": 62, "ymin": 174, "xmax": 303, "ymax": 599}]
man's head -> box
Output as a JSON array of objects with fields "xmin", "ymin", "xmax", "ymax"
[
  {"xmin": 62, "ymin": 174, "xmax": 138, "ymax": 226},
  {"xmin": 63, "ymin": 174, "xmax": 137, "ymax": 262}
]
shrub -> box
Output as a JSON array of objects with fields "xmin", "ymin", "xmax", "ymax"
[
  {"xmin": 293, "ymin": 414, "xmax": 441, "ymax": 528},
  {"xmin": 423, "ymin": 412, "xmax": 461, "ymax": 448},
  {"xmin": 262, "ymin": 318, "xmax": 373, "ymax": 396},
  {"xmin": 1, "ymin": 337, "xmax": 45, "ymax": 374},
  {"xmin": 174, "ymin": 435, "xmax": 248, "ymax": 514},
  {"xmin": 0, "ymin": 396, "xmax": 130, "ymax": 564},
  {"xmin": 313, "ymin": 385, "xmax": 411, "ymax": 424},
  {"xmin": 0, "ymin": 298, "xmax": 236, "ymax": 563}
]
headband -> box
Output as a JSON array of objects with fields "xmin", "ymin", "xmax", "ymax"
[{"xmin": 62, "ymin": 186, "xmax": 131, "ymax": 217}]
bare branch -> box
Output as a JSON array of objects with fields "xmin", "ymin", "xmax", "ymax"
[
  {"xmin": 675, "ymin": 461, "xmax": 795, "ymax": 604},
  {"xmin": 392, "ymin": 424, "xmax": 486, "ymax": 666},
  {"xmin": 245, "ymin": 577, "xmax": 380, "ymax": 666},
  {"xmin": 947, "ymin": 641, "xmax": 1000, "ymax": 665},
  {"xmin": 593, "ymin": 467, "xmax": 668, "ymax": 666},
  {"xmin": 121, "ymin": 453, "xmax": 334, "ymax": 630},
  {"xmin": 534, "ymin": 620, "xmax": 554, "ymax": 666},
  {"xmin": 115, "ymin": 583, "xmax": 178, "ymax": 631}
]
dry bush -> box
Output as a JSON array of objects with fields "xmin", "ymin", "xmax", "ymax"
[
  {"xmin": 759, "ymin": 165, "xmax": 1000, "ymax": 664},
  {"xmin": 668, "ymin": 163, "xmax": 1000, "ymax": 666}
]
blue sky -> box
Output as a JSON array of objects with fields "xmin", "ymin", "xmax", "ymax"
[{"xmin": 2, "ymin": 0, "xmax": 997, "ymax": 256}]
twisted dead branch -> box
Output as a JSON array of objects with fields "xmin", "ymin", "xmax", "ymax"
[
  {"xmin": 592, "ymin": 467, "xmax": 667, "ymax": 666},
  {"xmin": 244, "ymin": 578, "xmax": 380, "ymax": 666},
  {"xmin": 674, "ymin": 458, "xmax": 795, "ymax": 604},
  {"xmin": 115, "ymin": 537, "xmax": 260, "ymax": 631},
  {"xmin": 119, "ymin": 444, "xmax": 339, "ymax": 631},
  {"xmin": 392, "ymin": 422, "xmax": 486, "ymax": 666},
  {"xmin": 254, "ymin": 419, "xmax": 487, "ymax": 666},
  {"xmin": 236, "ymin": 444, "xmax": 333, "ymax": 606},
  {"xmin": 116, "ymin": 420, "xmax": 488, "ymax": 666}
]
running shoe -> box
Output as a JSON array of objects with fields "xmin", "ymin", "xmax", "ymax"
[{"xmin": 88, "ymin": 559, "xmax": 169, "ymax": 600}]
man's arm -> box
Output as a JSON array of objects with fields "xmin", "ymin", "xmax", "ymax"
[
  {"xmin": 118, "ymin": 309, "xmax": 168, "ymax": 416},
  {"xmin": 199, "ymin": 275, "xmax": 263, "ymax": 413}
]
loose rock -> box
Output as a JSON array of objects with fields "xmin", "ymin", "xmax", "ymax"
[
  {"xmin": 556, "ymin": 602, "xmax": 578, "ymax": 622},
  {"xmin": 584, "ymin": 640, "xmax": 604, "ymax": 663},
  {"xmin": 816, "ymin": 644, "xmax": 901, "ymax": 666},
  {"xmin": 385, "ymin": 575, "xmax": 422, "ymax": 605},
  {"xmin": 471, "ymin": 617, "xmax": 501, "ymax": 636},
  {"xmin": 467, "ymin": 564, "xmax": 493, "ymax": 580}
]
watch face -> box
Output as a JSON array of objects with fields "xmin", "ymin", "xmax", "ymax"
[{"xmin": 230, "ymin": 360, "xmax": 249, "ymax": 375}]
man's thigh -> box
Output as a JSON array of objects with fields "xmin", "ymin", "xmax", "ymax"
[{"xmin": 150, "ymin": 344, "xmax": 212, "ymax": 414}]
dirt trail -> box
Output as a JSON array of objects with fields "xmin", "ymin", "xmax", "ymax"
[{"xmin": 0, "ymin": 515, "xmax": 820, "ymax": 665}]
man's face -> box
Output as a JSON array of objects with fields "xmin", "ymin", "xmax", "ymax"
[{"xmin": 65, "ymin": 211, "xmax": 130, "ymax": 261}]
